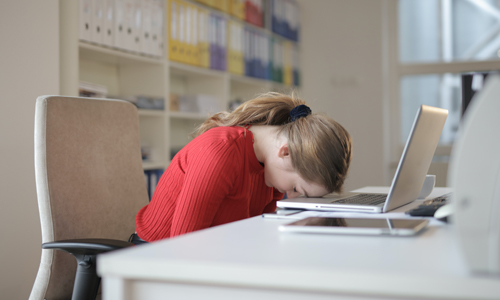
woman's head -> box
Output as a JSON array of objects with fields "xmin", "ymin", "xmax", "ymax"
[
  {"xmin": 278, "ymin": 110, "xmax": 352, "ymax": 194},
  {"xmin": 195, "ymin": 92, "xmax": 352, "ymax": 194}
]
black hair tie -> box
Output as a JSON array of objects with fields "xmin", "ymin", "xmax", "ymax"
[{"xmin": 290, "ymin": 104, "xmax": 312, "ymax": 122}]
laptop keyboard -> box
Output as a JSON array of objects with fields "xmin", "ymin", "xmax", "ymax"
[{"xmin": 332, "ymin": 194, "xmax": 387, "ymax": 205}]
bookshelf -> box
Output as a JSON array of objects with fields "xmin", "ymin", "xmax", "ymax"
[{"xmin": 60, "ymin": 0, "xmax": 299, "ymax": 174}]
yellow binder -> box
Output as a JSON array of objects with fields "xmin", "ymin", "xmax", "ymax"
[
  {"xmin": 168, "ymin": 0, "xmax": 182, "ymax": 62},
  {"xmin": 204, "ymin": 0, "xmax": 216, "ymax": 8},
  {"xmin": 185, "ymin": 2, "xmax": 195, "ymax": 65},
  {"xmin": 198, "ymin": 8, "xmax": 210, "ymax": 68},
  {"xmin": 216, "ymin": 0, "xmax": 229, "ymax": 13},
  {"xmin": 227, "ymin": 20, "xmax": 236, "ymax": 74},
  {"xmin": 229, "ymin": 0, "xmax": 245, "ymax": 20},
  {"xmin": 229, "ymin": 21, "xmax": 244, "ymax": 75},
  {"xmin": 177, "ymin": 0, "xmax": 189, "ymax": 64},
  {"xmin": 191, "ymin": 4, "xmax": 200, "ymax": 66}
]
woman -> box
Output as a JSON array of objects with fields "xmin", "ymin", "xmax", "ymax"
[{"xmin": 132, "ymin": 92, "xmax": 352, "ymax": 242}]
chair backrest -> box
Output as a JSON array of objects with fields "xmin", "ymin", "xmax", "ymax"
[{"xmin": 30, "ymin": 96, "xmax": 150, "ymax": 300}]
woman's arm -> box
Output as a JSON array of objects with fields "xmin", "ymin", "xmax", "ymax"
[
  {"xmin": 262, "ymin": 189, "xmax": 284, "ymax": 213},
  {"xmin": 170, "ymin": 140, "xmax": 240, "ymax": 237}
]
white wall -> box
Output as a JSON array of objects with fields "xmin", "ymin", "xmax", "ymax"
[
  {"xmin": 298, "ymin": 0, "xmax": 386, "ymax": 191},
  {"xmin": 0, "ymin": 1, "xmax": 59, "ymax": 299}
]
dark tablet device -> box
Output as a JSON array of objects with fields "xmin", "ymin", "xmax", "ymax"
[{"xmin": 279, "ymin": 217, "xmax": 429, "ymax": 236}]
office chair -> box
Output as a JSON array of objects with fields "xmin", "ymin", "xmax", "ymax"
[{"xmin": 29, "ymin": 96, "xmax": 150, "ymax": 300}]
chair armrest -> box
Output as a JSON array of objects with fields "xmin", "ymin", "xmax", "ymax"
[
  {"xmin": 42, "ymin": 239, "xmax": 133, "ymax": 300},
  {"xmin": 42, "ymin": 238, "xmax": 133, "ymax": 255}
]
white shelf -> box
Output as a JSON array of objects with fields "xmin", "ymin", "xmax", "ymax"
[
  {"xmin": 79, "ymin": 42, "xmax": 164, "ymax": 66},
  {"xmin": 270, "ymin": 81, "xmax": 296, "ymax": 92},
  {"xmin": 138, "ymin": 109, "xmax": 166, "ymax": 117},
  {"xmin": 169, "ymin": 61, "xmax": 227, "ymax": 78},
  {"xmin": 168, "ymin": 111, "xmax": 210, "ymax": 120},
  {"xmin": 142, "ymin": 161, "xmax": 168, "ymax": 171},
  {"xmin": 229, "ymin": 73, "xmax": 274, "ymax": 87}
]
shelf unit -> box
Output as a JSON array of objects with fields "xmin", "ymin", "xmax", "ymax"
[{"xmin": 60, "ymin": 0, "xmax": 298, "ymax": 172}]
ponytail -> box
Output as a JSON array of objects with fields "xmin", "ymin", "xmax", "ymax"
[{"xmin": 193, "ymin": 91, "xmax": 305, "ymax": 136}]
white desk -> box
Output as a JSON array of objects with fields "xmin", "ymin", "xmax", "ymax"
[{"xmin": 97, "ymin": 187, "xmax": 500, "ymax": 300}]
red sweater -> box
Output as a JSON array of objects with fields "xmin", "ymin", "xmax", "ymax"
[{"xmin": 136, "ymin": 126, "xmax": 283, "ymax": 241}]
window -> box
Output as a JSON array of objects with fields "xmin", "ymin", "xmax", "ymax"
[
  {"xmin": 400, "ymin": 73, "xmax": 461, "ymax": 145},
  {"xmin": 400, "ymin": 0, "xmax": 500, "ymax": 64},
  {"xmin": 383, "ymin": 0, "xmax": 500, "ymax": 186},
  {"xmin": 397, "ymin": 0, "xmax": 500, "ymax": 145}
]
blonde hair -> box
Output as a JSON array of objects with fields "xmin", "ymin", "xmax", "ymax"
[{"xmin": 194, "ymin": 92, "xmax": 352, "ymax": 193}]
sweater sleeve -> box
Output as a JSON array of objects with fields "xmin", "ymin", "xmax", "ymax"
[
  {"xmin": 262, "ymin": 188, "xmax": 284, "ymax": 213},
  {"xmin": 170, "ymin": 139, "xmax": 240, "ymax": 237}
]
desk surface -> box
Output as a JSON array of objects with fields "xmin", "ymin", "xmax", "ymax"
[{"xmin": 98, "ymin": 187, "xmax": 500, "ymax": 299}]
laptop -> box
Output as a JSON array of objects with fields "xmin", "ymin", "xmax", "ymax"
[{"xmin": 277, "ymin": 105, "xmax": 448, "ymax": 213}]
